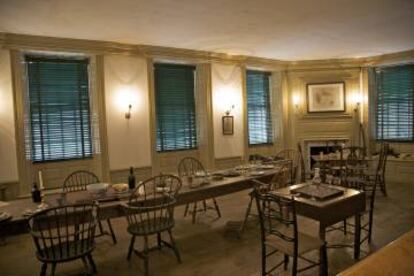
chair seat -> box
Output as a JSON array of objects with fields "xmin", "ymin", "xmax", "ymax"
[
  {"xmin": 266, "ymin": 230, "xmax": 324, "ymax": 256},
  {"xmin": 37, "ymin": 239, "xmax": 94, "ymax": 262},
  {"xmin": 128, "ymin": 217, "xmax": 174, "ymax": 236}
]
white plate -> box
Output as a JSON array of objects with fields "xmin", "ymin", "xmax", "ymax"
[
  {"xmin": 250, "ymin": 171, "xmax": 265, "ymax": 176},
  {"xmin": 87, "ymin": 183, "xmax": 109, "ymax": 194}
]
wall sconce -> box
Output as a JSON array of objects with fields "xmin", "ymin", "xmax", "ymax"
[
  {"xmin": 225, "ymin": 104, "xmax": 235, "ymax": 116},
  {"xmin": 125, "ymin": 104, "xmax": 132, "ymax": 119},
  {"xmin": 353, "ymin": 93, "xmax": 362, "ymax": 112},
  {"xmin": 292, "ymin": 95, "xmax": 300, "ymax": 109}
]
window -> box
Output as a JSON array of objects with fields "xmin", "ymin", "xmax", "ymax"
[
  {"xmin": 246, "ymin": 70, "xmax": 273, "ymax": 145},
  {"xmin": 26, "ymin": 56, "xmax": 93, "ymax": 162},
  {"xmin": 374, "ymin": 64, "xmax": 414, "ymax": 141},
  {"xmin": 154, "ymin": 63, "xmax": 197, "ymax": 151}
]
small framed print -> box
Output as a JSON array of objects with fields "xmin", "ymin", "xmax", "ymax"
[
  {"xmin": 222, "ymin": 116, "xmax": 234, "ymax": 135},
  {"xmin": 307, "ymin": 82, "xmax": 346, "ymax": 113}
]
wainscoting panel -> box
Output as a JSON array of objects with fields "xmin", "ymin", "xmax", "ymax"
[{"xmin": 214, "ymin": 156, "xmax": 243, "ymax": 170}]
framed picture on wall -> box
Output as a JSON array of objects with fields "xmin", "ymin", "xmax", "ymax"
[
  {"xmin": 307, "ymin": 82, "xmax": 345, "ymax": 113},
  {"xmin": 222, "ymin": 116, "xmax": 234, "ymax": 135}
]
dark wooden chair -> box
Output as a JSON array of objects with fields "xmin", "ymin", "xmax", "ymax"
[
  {"xmin": 28, "ymin": 203, "xmax": 99, "ymax": 276},
  {"xmin": 365, "ymin": 143, "xmax": 389, "ymax": 196},
  {"xmin": 344, "ymin": 168, "xmax": 378, "ymax": 245},
  {"xmin": 123, "ymin": 174, "xmax": 182, "ymax": 276},
  {"xmin": 327, "ymin": 146, "xmax": 382, "ymax": 251},
  {"xmin": 177, "ymin": 157, "xmax": 221, "ymax": 224},
  {"xmin": 343, "ymin": 146, "xmax": 367, "ymax": 169},
  {"xmin": 63, "ymin": 170, "xmax": 117, "ymax": 244},
  {"xmin": 241, "ymin": 160, "xmax": 292, "ymax": 233},
  {"xmin": 254, "ymin": 188, "xmax": 327, "ymax": 276},
  {"xmin": 273, "ymin": 149, "xmax": 300, "ymax": 184}
]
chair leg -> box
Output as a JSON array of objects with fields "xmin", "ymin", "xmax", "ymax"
[
  {"xmin": 203, "ymin": 200, "xmax": 207, "ymax": 212},
  {"xmin": 381, "ymin": 178, "xmax": 387, "ymax": 196},
  {"xmin": 261, "ymin": 243, "xmax": 266, "ymax": 276},
  {"xmin": 292, "ymin": 255, "xmax": 298, "ymax": 276},
  {"xmin": 40, "ymin": 263, "xmax": 47, "ymax": 276},
  {"xmin": 167, "ymin": 229, "xmax": 182, "ymax": 263},
  {"xmin": 51, "ymin": 263, "xmax": 57, "ymax": 276},
  {"xmin": 81, "ymin": 257, "xmax": 90, "ymax": 273},
  {"xmin": 87, "ymin": 253, "xmax": 97, "ymax": 274},
  {"xmin": 241, "ymin": 195, "xmax": 254, "ymax": 233},
  {"xmin": 192, "ymin": 202, "xmax": 198, "ymax": 224},
  {"xmin": 143, "ymin": 236, "xmax": 149, "ymax": 276},
  {"xmin": 98, "ymin": 220, "xmax": 104, "ymax": 235},
  {"xmin": 213, "ymin": 198, "xmax": 221, "ymax": 218},
  {"xmin": 184, "ymin": 203, "xmax": 190, "ymax": 217},
  {"xmin": 127, "ymin": 235, "xmax": 136, "ymax": 260},
  {"xmin": 106, "ymin": 219, "xmax": 117, "ymax": 244},
  {"xmin": 157, "ymin": 232, "xmax": 162, "ymax": 249},
  {"xmin": 283, "ymin": 254, "xmax": 289, "ymax": 270},
  {"xmin": 368, "ymin": 211, "xmax": 374, "ymax": 243},
  {"xmin": 322, "ymin": 244, "xmax": 328, "ymax": 276}
]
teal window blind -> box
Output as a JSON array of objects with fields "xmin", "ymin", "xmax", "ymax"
[
  {"xmin": 246, "ymin": 70, "xmax": 273, "ymax": 145},
  {"xmin": 154, "ymin": 63, "xmax": 197, "ymax": 151},
  {"xmin": 26, "ymin": 56, "xmax": 92, "ymax": 162},
  {"xmin": 375, "ymin": 64, "xmax": 414, "ymax": 141}
]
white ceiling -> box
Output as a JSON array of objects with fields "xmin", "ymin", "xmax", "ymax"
[{"xmin": 1, "ymin": 0, "xmax": 413, "ymax": 61}]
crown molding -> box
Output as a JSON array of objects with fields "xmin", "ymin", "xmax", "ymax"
[
  {"xmin": 0, "ymin": 32, "xmax": 142, "ymax": 55},
  {"xmin": 1, "ymin": 32, "xmax": 413, "ymax": 71}
]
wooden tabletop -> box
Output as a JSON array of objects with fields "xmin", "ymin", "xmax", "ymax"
[
  {"xmin": 0, "ymin": 167, "xmax": 280, "ymax": 233},
  {"xmin": 273, "ymin": 183, "xmax": 365, "ymax": 226},
  {"xmin": 338, "ymin": 229, "xmax": 414, "ymax": 276}
]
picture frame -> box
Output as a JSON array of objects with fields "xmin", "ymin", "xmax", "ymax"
[
  {"xmin": 222, "ymin": 116, "xmax": 234, "ymax": 135},
  {"xmin": 306, "ymin": 82, "xmax": 345, "ymax": 113}
]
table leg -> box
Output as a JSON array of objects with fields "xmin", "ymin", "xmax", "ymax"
[
  {"xmin": 354, "ymin": 213, "xmax": 361, "ymax": 260},
  {"xmin": 319, "ymin": 223, "xmax": 327, "ymax": 276}
]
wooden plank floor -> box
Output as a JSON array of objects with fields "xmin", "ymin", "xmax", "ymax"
[{"xmin": 0, "ymin": 180, "xmax": 413, "ymax": 276}]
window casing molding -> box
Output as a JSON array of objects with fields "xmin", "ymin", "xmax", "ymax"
[
  {"xmin": 10, "ymin": 50, "xmax": 109, "ymax": 194},
  {"xmin": 371, "ymin": 64, "xmax": 414, "ymax": 142}
]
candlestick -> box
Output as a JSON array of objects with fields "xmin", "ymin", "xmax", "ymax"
[{"xmin": 38, "ymin": 170, "xmax": 44, "ymax": 190}]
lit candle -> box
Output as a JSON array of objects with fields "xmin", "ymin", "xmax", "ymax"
[{"xmin": 38, "ymin": 170, "xmax": 44, "ymax": 190}]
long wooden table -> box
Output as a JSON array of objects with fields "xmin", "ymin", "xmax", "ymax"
[
  {"xmin": 273, "ymin": 183, "xmax": 366, "ymax": 270},
  {"xmin": 0, "ymin": 169, "xmax": 277, "ymax": 235}
]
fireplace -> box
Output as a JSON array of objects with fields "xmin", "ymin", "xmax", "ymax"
[{"xmin": 302, "ymin": 138, "xmax": 350, "ymax": 172}]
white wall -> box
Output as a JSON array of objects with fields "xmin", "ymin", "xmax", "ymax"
[
  {"xmin": 0, "ymin": 50, "xmax": 18, "ymax": 183},
  {"xmin": 104, "ymin": 55, "xmax": 152, "ymax": 170},
  {"xmin": 211, "ymin": 63, "xmax": 244, "ymax": 159}
]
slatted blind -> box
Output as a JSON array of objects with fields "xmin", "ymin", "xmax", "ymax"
[
  {"xmin": 375, "ymin": 64, "xmax": 414, "ymax": 141},
  {"xmin": 26, "ymin": 56, "xmax": 92, "ymax": 162},
  {"xmin": 154, "ymin": 63, "xmax": 197, "ymax": 152},
  {"xmin": 246, "ymin": 70, "xmax": 273, "ymax": 145}
]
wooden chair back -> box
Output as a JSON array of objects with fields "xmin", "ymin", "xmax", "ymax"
[
  {"xmin": 254, "ymin": 189, "xmax": 298, "ymax": 253},
  {"xmin": 378, "ymin": 143, "xmax": 389, "ymax": 180},
  {"xmin": 28, "ymin": 203, "xmax": 98, "ymax": 262},
  {"xmin": 63, "ymin": 170, "xmax": 99, "ymax": 192},
  {"xmin": 274, "ymin": 149, "xmax": 300, "ymax": 183},
  {"xmin": 177, "ymin": 157, "xmax": 206, "ymax": 178},
  {"xmin": 269, "ymin": 161, "xmax": 293, "ymax": 190},
  {"xmin": 344, "ymin": 146, "xmax": 366, "ymax": 166},
  {"xmin": 124, "ymin": 175, "xmax": 182, "ymax": 233}
]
